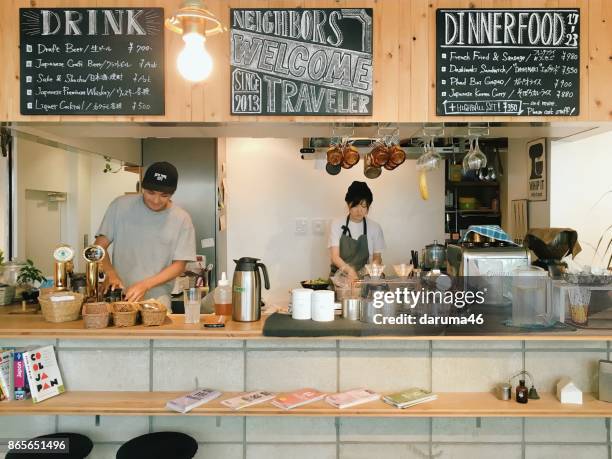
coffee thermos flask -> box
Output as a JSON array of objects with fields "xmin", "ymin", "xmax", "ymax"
[{"xmin": 232, "ymin": 257, "xmax": 270, "ymax": 322}]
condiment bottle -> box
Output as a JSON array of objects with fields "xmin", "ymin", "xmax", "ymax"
[
  {"xmin": 213, "ymin": 272, "xmax": 232, "ymax": 316},
  {"xmin": 516, "ymin": 379, "xmax": 529, "ymax": 404}
]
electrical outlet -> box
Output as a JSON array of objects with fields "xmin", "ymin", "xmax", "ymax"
[
  {"xmin": 312, "ymin": 219, "xmax": 326, "ymax": 236},
  {"xmin": 295, "ymin": 218, "xmax": 308, "ymax": 235}
]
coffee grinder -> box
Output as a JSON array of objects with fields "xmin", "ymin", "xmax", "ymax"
[
  {"xmin": 83, "ymin": 245, "xmax": 106, "ymax": 301},
  {"xmin": 52, "ymin": 244, "xmax": 75, "ymax": 291}
]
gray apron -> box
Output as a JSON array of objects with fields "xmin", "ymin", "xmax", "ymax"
[{"xmin": 330, "ymin": 216, "xmax": 370, "ymax": 276}]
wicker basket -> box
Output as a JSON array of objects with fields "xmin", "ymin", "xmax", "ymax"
[
  {"xmin": 39, "ymin": 292, "xmax": 84, "ymax": 323},
  {"xmin": 138, "ymin": 300, "xmax": 168, "ymax": 326},
  {"xmin": 0, "ymin": 285, "xmax": 16, "ymax": 306},
  {"xmin": 82, "ymin": 302, "xmax": 111, "ymax": 329},
  {"xmin": 111, "ymin": 302, "xmax": 139, "ymax": 327}
]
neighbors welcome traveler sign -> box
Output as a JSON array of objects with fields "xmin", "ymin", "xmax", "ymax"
[{"xmin": 230, "ymin": 8, "xmax": 373, "ymax": 116}]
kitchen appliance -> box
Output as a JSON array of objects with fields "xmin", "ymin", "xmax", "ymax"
[
  {"xmin": 447, "ymin": 244, "xmax": 531, "ymax": 305},
  {"xmin": 232, "ymin": 257, "xmax": 270, "ymax": 322},
  {"xmin": 82, "ymin": 245, "xmax": 106, "ymax": 301},
  {"xmin": 421, "ymin": 240, "xmax": 447, "ymax": 271},
  {"xmin": 52, "ymin": 244, "xmax": 74, "ymax": 291}
]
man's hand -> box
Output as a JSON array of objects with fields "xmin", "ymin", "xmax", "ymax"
[
  {"xmin": 125, "ymin": 280, "xmax": 152, "ymax": 302},
  {"xmin": 104, "ymin": 272, "xmax": 124, "ymax": 293}
]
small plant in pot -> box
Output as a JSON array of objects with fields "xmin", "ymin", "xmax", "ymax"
[{"xmin": 17, "ymin": 259, "xmax": 46, "ymax": 303}]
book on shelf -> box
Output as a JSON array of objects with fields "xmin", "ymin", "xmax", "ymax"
[
  {"xmin": 325, "ymin": 389, "xmax": 380, "ymax": 409},
  {"xmin": 220, "ymin": 391, "xmax": 276, "ymax": 410},
  {"xmin": 383, "ymin": 388, "xmax": 438, "ymax": 409},
  {"xmin": 271, "ymin": 388, "xmax": 326, "ymax": 410},
  {"xmin": 23, "ymin": 345, "xmax": 65, "ymax": 403},
  {"xmin": 165, "ymin": 388, "xmax": 222, "ymax": 414},
  {"xmin": 0, "ymin": 349, "xmax": 14, "ymax": 401},
  {"xmin": 13, "ymin": 348, "xmax": 31, "ymax": 400}
]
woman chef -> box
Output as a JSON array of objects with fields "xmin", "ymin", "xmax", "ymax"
[{"xmin": 328, "ymin": 181, "xmax": 386, "ymax": 279}]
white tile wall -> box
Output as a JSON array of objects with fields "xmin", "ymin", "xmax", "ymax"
[
  {"xmin": 339, "ymin": 350, "xmax": 430, "ymax": 392},
  {"xmin": 154, "ymin": 339, "xmax": 243, "ymax": 349},
  {"xmin": 57, "ymin": 416, "xmax": 149, "ymax": 442},
  {"xmin": 432, "ymin": 418, "xmax": 522, "ymax": 443},
  {"xmin": 432, "ymin": 351, "xmax": 522, "ymax": 392},
  {"xmin": 58, "ymin": 349, "xmax": 150, "ymax": 391},
  {"xmin": 339, "ymin": 340, "xmax": 429, "ymax": 350},
  {"xmin": 246, "ymin": 350, "xmax": 337, "ymax": 392},
  {"xmin": 525, "ymin": 445, "xmax": 608, "ymax": 459},
  {"xmin": 340, "ymin": 418, "xmax": 429, "ymax": 443},
  {"xmin": 86, "ymin": 443, "xmax": 121, "ymax": 459},
  {"xmin": 153, "ymin": 349, "xmax": 244, "ymax": 391},
  {"xmin": 524, "ymin": 418, "xmax": 608, "ymax": 443},
  {"xmin": 247, "ymin": 339, "xmax": 336, "ymax": 349},
  {"xmin": 152, "ymin": 416, "xmax": 243, "ymax": 442},
  {"xmin": 246, "ymin": 417, "xmax": 335, "ymax": 443},
  {"xmin": 195, "ymin": 444, "xmax": 243, "ymax": 459},
  {"xmin": 433, "ymin": 341, "xmax": 521, "ymax": 350},
  {"xmin": 340, "ymin": 443, "xmax": 431, "ymax": 459},
  {"xmin": 0, "ymin": 416, "xmax": 56, "ymax": 440},
  {"xmin": 432, "ymin": 444, "xmax": 522, "ymax": 459},
  {"xmin": 247, "ymin": 444, "xmax": 336, "ymax": 459}
]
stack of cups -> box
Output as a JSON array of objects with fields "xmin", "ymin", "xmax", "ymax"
[
  {"xmin": 311, "ymin": 290, "xmax": 335, "ymax": 322},
  {"xmin": 291, "ymin": 288, "xmax": 313, "ymax": 320}
]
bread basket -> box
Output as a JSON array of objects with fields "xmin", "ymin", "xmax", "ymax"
[
  {"xmin": 111, "ymin": 302, "xmax": 139, "ymax": 327},
  {"xmin": 39, "ymin": 291, "xmax": 84, "ymax": 323},
  {"xmin": 82, "ymin": 302, "xmax": 111, "ymax": 329},
  {"xmin": 138, "ymin": 300, "xmax": 167, "ymax": 326}
]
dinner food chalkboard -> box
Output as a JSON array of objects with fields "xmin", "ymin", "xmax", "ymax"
[
  {"xmin": 436, "ymin": 9, "xmax": 580, "ymax": 116},
  {"xmin": 230, "ymin": 8, "xmax": 373, "ymax": 116},
  {"xmin": 20, "ymin": 8, "xmax": 165, "ymax": 115}
]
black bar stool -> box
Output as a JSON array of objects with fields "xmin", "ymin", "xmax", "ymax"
[
  {"xmin": 6, "ymin": 432, "xmax": 93, "ymax": 459},
  {"xmin": 116, "ymin": 432, "xmax": 198, "ymax": 459}
]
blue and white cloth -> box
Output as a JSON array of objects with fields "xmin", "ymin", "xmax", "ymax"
[{"xmin": 459, "ymin": 225, "xmax": 519, "ymax": 246}]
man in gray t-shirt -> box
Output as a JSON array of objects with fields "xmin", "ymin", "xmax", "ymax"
[{"xmin": 95, "ymin": 162, "xmax": 196, "ymax": 304}]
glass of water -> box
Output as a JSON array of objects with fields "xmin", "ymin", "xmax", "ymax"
[{"xmin": 183, "ymin": 288, "xmax": 202, "ymax": 324}]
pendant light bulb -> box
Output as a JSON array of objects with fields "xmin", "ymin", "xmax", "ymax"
[{"xmin": 177, "ymin": 32, "xmax": 213, "ymax": 82}]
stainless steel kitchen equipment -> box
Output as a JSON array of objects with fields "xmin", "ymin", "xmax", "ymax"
[
  {"xmin": 232, "ymin": 257, "xmax": 270, "ymax": 322},
  {"xmin": 342, "ymin": 298, "xmax": 361, "ymax": 321},
  {"xmin": 421, "ymin": 240, "xmax": 447, "ymax": 271}
]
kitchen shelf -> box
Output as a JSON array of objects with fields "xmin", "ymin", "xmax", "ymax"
[
  {"xmin": 445, "ymin": 210, "xmax": 501, "ymax": 215},
  {"xmin": 1, "ymin": 309, "xmax": 612, "ymax": 340},
  {"xmin": 0, "ymin": 392, "xmax": 608, "ymax": 418}
]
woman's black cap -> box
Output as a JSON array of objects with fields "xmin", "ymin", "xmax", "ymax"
[{"xmin": 345, "ymin": 181, "xmax": 373, "ymax": 207}]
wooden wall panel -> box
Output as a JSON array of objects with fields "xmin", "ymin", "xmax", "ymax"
[{"xmin": 0, "ymin": 0, "xmax": 609, "ymax": 122}]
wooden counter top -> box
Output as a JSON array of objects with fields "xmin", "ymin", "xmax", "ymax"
[
  {"xmin": 0, "ymin": 392, "xmax": 609, "ymax": 418},
  {"xmin": 1, "ymin": 306, "xmax": 611, "ymax": 340}
]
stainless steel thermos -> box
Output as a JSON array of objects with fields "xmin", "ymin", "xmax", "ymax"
[{"xmin": 231, "ymin": 257, "xmax": 270, "ymax": 322}]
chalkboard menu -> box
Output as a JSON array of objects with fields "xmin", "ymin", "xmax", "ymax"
[
  {"xmin": 20, "ymin": 8, "xmax": 165, "ymax": 115},
  {"xmin": 436, "ymin": 9, "xmax": 580, "ymax": 116},
  {"xmin": 230, "ymin": 8, "xmax": 373, "ymax": 116}
]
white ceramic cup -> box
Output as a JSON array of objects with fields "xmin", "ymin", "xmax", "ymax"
[{"xmin": 291, "ymin": 288, "xmax": 313, "ymax": 320}]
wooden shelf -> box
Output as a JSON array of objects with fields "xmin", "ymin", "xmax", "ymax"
[
  {"xmin": 1, "ymin": 309, "xmax": 612, "ymax": 340},
  {"xmin": 0, "ymin": 392, "xmax": 609, "ymax": 418}
]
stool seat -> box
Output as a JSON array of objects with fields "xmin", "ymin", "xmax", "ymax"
[
  {"xmin": 116, "ymin": 432, "xmax": 198, "ymax": 459},
  {"xmin": 6, "ymin": 432, "xmax": 93, "ymax": 459}
]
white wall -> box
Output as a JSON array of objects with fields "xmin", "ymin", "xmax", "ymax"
[
  {"xmin": 14, "ymin": 137, "xmax": 138, "ymax": 275},
  {"xmin": 226, "ymin": 138, "xmax": 445, "ymax": 303},
  {"xmin": 550, "ymin": 131, "xmax": 612, "ymax": 269}
]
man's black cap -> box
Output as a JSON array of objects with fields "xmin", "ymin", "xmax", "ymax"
[{"xmin": 141, "ymin": 162, "xmax": 178, "ymax": 194}]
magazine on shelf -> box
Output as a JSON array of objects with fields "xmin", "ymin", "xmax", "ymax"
[
  {"xmin": 23, "ymin": 345, "xmax": 65, "ymax": 403},
  {"xmin": 383, "ymin": 388, "xmax": 438, "ymax": 409},
  {"xmin": 13, "ymin": 348, "xmax": 31, "ymax": 400},
  {"xmin": 165, "ymin": 388, "xmax": 222, "ymax": 414},
  {"xmin": 325, "ymin": 389, "xmax": 380, "ymax": 409},
  {"xmin": 220, "ymin": 391, "xmax": 276, "ymax": 410},
  {"xmin": 271, "ymin": 388, "xmax": 326, "ymax": 410}
]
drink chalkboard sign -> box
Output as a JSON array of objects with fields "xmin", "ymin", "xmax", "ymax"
[
  {"xmin": 436, "ymin": 9, "xmax": 580, "ymax": 116},
  {"xmin": 20, "ymin": 8, "xmax": 165, "ymax": 115},
  {"xmin": 230, "ymin": 8, "xmax": 373, "ymax": 116}
]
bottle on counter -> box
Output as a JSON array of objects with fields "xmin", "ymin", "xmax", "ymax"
[
  {"xmin": 213, "ymin": 272, "xmax": 232, "ymax": 316},
  {"xmin": 516, "ymin": 379, "xmax": 529, "ymax": 404}
]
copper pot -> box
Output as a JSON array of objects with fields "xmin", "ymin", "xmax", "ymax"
[
  {"xmin": 364, "ymin": 152, "xmax": 382, "ymax": 179},
  {"xmin": 326, "ymin": 146, "xmax": 343, "ymax": 166},
  {"xmin": 388, "ymin": 145, "xmax": 406, "ymax": 167},
  {"xmin": 383, "ymin": 161, "xmax": 398, "ymax": 171},
  {"xmin": 370, "ymin": 145, "xmax": 390, "ymax": 167},
  {"xmin": 342, "ymin": 144, "xmax": 360, "ymax": 167}
]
